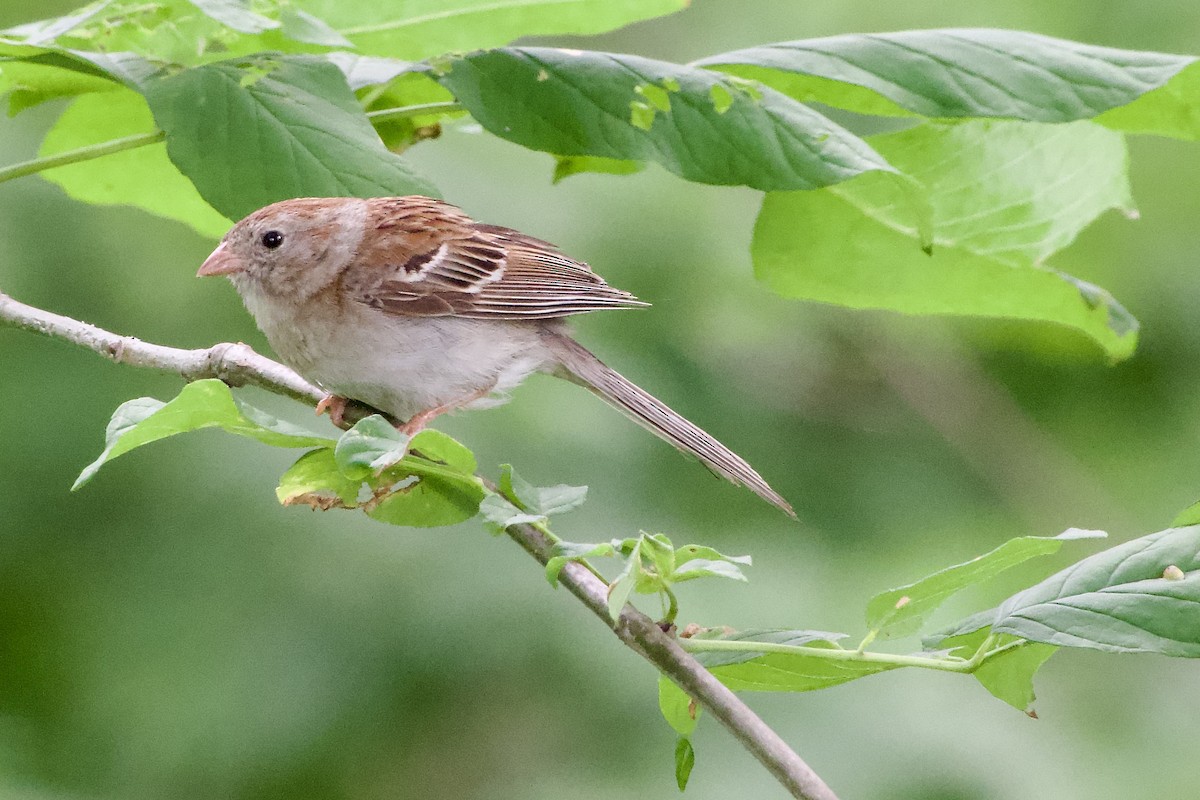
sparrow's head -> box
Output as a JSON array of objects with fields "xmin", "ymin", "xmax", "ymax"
[{"xmin": 198, "ymin": 197, "xmax": 369, "ymax": 301}]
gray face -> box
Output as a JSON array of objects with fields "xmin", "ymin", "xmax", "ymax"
[{"xmin": 214, "ymin": 198, "xmax": 369, "ymax": 303}]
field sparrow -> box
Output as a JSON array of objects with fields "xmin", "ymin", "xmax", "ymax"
[{"xmin": 198, "ymin": 196, "xmax": 793, "ymax": 515}]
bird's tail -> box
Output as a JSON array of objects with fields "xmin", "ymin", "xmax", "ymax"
[{"xmin": 543, "ymin": 332, "xmax": 795, "ymax": 517}]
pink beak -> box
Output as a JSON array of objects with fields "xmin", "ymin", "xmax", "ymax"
[{"xmin": 197, "ymin": 242, "xmax": 244, "ymax": 277}]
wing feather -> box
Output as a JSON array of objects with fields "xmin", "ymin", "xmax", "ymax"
[{"xmin": 351, "ymin": 197, "xmax": 648, "ymax": 320}]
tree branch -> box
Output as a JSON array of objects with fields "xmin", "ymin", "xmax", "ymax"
[{"xmin": 0, "ymin": 289, "xmax": 838, "ymax": 800}]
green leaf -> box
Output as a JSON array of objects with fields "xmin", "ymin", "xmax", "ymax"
[
  {"xmin": 992, "ymin": 526, "xmax": 1200, "ymax": 656},
  {"xmin": 143, "ymin": 56, "xmax": 438, "ymax": 222},
  {"xmin": 408, "ymin": 429, "xmax": 477, "ymax": 474},
  {"xmin": 689, "ymin": 629, "xmax": 849, "ymax": 667},
  {"xmin": 187, "ymin": 0, "xmax": 278, "ymax": 34},
  {"xmin": 938, "ymin": 627, "xmax": 1056, "ymax": 713},
  {"xmin": 552, "ymin": 154, "xmax": 644, "ymax": 183},
  {"xmin": 754, "ymin": 120, "xmax": 1140, "ymax": 359},
  {"xmin": 479, "ymin": 494, "xmax": 545, "ymax": 535},
  {"xmin": 640, "ymin": 532, "xmax": 676, "ymax": 582},
  {"xmin": 865, "ymin": 528, "xmax": 1105, "ymax": 640},
  {"xmin": 691, "ymin": 630, "xmax": 889, "ymax": 693},
  {"xmin": 974, "ymin": 641, "xmax": 1057, "ymax": 714},
  {"xmin": 672, "ymin": 559, "xmax": 748, "ymax": 584},
  {"xmin": 921, "ymin": 607, "xmax": 996, "ymax": 649},
  {"xmin": 0, "ymin": 53, "xmax": 118, "ymax": 113},
  {"xmin": 671, "ymin": 545, "xmax": 752, "ymax": 584},
  {"xmin": 276, "ymin": 447, "xmax": 360, "ymax": 507},
  {"xmin": 437, "ymin": 47, "xmax": 900, "ymax": 192},
  {"xmin": 1171, "ymin": 499, "xmax": 1200, "ymax": 527},
  {"xmin": 280, "ymin": 8, "xmax": 353, "ymax": 48},
  {"xmin": 674, "ymin": 737, "xmax": 695, "ymax": 791},
  {"xmin": 606, "ymin": 538, "xmax": 642, "ymax": 620},
  {"xmin": 1096, "ymin": 62, "xmax": 1200, "ymax": 141},
  {"xmin": 657, "ymin": 675, "xmax": 699, "ymax": 737},
  {"xmin": 544, "ymin": 540, "xmax": 615, "ymax": 586},
  {"xmin": 697, "ymin": 30, "xmax": 1194, "ymax": 125},
  {"xmin": 497, "ymin": 464, "xmax": 587, "ymax": 517},
  {"xmin": 304, "ymin": 0, "xmax": 688, "ymax": 60},
  {"xmin": 39, "ymin": 88, "xmax": 231, "ymax": 237},
  {"xmin": 75, "ymin": 379, "xmax": 332, "ymax": 489},
  {"xmin": 334, "ymin": 415, "xmax": 411, "ymax": 480},
  {"xmin": 366, "ymin": 474, "xmax": 484, "ymax": 528}
]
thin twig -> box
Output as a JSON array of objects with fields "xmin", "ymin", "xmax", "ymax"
[
  {"xmin": 0, "ymin": 131, "xmax": 165, "ymax": 185},
  {"xmin": 0, "ymin": 289, "xmax": 838, "ymax": 800}
]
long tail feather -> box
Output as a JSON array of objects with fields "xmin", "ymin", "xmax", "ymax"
[{"xmin": 544, "ymin": 332, "xmax": 795, "ymax": 517}]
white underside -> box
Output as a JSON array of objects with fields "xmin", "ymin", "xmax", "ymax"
[{"xmin": 239, "ymin": 286, "xmax": 558, "ymax": 422}]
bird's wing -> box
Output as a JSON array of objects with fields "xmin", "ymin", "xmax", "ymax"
[{"xmin": 351, "ymin": 196, "xmax": 647, "ymax": 320}]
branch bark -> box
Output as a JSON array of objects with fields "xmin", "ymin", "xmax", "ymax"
[{"xmin": 0, "ymin": 289, "xmax": 838, "ymax": 800}]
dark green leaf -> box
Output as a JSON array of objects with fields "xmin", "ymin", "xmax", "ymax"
[
  {"xmin": 75, "ymin": 380, "xmax": 332, "ymax": 489},
  {"xmin": 993, "ymin": 526, "xmax": 1200, "ymax": 656},
  {"xmin": 754, "ymin": 120, "xmax": 1139, "ymax": 359},
  {"xmin": 865, "ymin": 528, "xmax": 1105, "ymax": 640},
  {"xmin": 143, "ymin": 56, "xmax": 438, "ymax": 221},
  {"xmin": 674, "ymin": 737, "xmax": 695, "ymax": 791},
  {"xmin": 697, "ymin": 30, "xmax": 1193, "ymax": 124},
  {"xmin": 437, "ymin": 47, "xmax": 899, "ymax": 192},
  {"xmin": 39, "ymin": 88, "xmax": 230, "ymax": 237}
]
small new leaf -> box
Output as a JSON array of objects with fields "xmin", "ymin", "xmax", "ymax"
[
  {"xmin": 498, "ymin": 464, "xmax": 587, "ymax": 517},
  {"xmin": 674, "ymin": 737, "xmax": 696, "ymax": 791},
  {"xmin": 75, "ymin": 380, "xmax": 331, "ymax": 489}
]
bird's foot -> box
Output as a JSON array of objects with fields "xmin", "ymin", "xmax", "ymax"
[{"xmin": 316, "ymin": 394, "xmax": 349, "ymax": 428}]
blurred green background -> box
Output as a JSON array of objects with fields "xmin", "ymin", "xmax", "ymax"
[{"xmin": 2, "ymin": 2, "xmax": 1198, "ymax": 798}]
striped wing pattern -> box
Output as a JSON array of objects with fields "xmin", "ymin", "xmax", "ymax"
[{"xmin": 354, "ymin": 197, "xmax": 647, "ymax": 320}]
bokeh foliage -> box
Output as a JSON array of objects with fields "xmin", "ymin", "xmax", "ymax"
[{"xmin": 3, "ymin": 1, "xmax": 1200, "ymax": 799}]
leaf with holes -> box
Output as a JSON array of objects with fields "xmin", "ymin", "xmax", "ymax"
[{"xmin": 436, "ymin": 47, "xmax": 902, "ymax": 193}]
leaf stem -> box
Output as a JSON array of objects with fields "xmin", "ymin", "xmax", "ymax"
[
  {"xmin": 680, "ymin": 635, "xmax": 1020, "ymax": 675},
  {"xmin": 0, "ymin": 130, "xmax": 165, "ymax": 185},
  {"xmin": 366, "ymin": 100, "xmax": 462, "ymax": 123}
]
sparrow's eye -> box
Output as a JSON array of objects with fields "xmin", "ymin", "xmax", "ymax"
[{"xmin": 260, "ymin": 230, "xmax": 284, "ymax": 249}]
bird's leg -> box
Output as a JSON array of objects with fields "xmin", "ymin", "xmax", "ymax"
[
  {"xmin": 315, "ymin": 394, "xmax": 349, "ymax": 428},
  {"xmin": 396, "ymin": 383, "xmax": 496, "ymax": 436}
]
